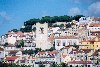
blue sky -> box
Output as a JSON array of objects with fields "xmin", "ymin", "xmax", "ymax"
[{"xmin": 0, "ymin": 0, "xmax": 100, "ymax": 36}]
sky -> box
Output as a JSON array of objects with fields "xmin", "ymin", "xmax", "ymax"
[{"xmin": 0, "ymin": 0, "xmax": 100, "ymax": 36}]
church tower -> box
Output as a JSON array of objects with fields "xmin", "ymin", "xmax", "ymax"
[{"xmin": 36, "ymin": 22, "xmax": 50, "ymax": 50}]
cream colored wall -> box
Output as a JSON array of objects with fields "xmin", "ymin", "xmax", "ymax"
[
  {"xmin": 36, "ymin": 23, "xmax": 51, "ymax": 50},
  {"xmin": 7, "ymin": 36, "xmax": 16, "ymax": 44},
  {"xmin": 81, "ymin": 41, "xmax": 100, "ymax": 51}
]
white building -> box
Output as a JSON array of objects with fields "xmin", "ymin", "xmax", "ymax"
[
  {"xmin": 7, "ymin": 31, "xmax": 25, "ymax": 44},
  {"xmin": 48, "ymin": 27, "xmax": 60, "ymax": 36},
  {"xmin": 24, "ymin": 32, "xmax": 36, "ymax": 47},
  {"xmin": 5, "ymin": 44, "xmax": 18, "ymax": 51},
  {"xmin": 87, "ymin": 23, "xmax": 100, "ymax": 32},
  {"xmin": 0, "ymin": 35, "xmax": 8, "ymax": 45},
  {"xmin": 35, "ymin": 51, "xmax": 60, "ymax": 67},
  {"xmin": 0, "ymin": 47, "xmax": 5, "ymax": 61},
  {"xmin": 55, "ymin": 36, "xmax": 79, "ymax": 50},
  {"xmin": 79, "ymin": 17, "xmax": 93, "ymax": 24}
]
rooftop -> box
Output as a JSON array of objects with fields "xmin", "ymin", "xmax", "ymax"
[
  {"xmin": 68, "ymin": 60, "xmax": 92, "ymax": 64},
  {"xmin": 6, "ymin": 56, "xmax": 19, "ymax": 61}
]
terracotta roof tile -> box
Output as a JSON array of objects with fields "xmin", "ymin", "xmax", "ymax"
[
  {"xmin": 48, "ymin": 37, "xmax": 54, "ymax": 41},
  {"xmin": 55, "ymin": 36, "xmax": 78, "ymax": 39},
  {"xmin": 6, "ymin": 56, "xmax": 19, "ymax": 61},
  {"xmin": 93, "ymin": 18, "xmax": 100, "ymax": 21},
  {"xmin": 39, "ymin": 52, "xmax": 45, "ymax": 54},
  {"xmin": 48, "ymin": 51, "xmax": 58, "ymax": 54},
  {"xmin": 9, "ymin": 50, "xmax": 18, "ymax": 54},
  {"xmin": 68, "ymin": 60, "xmax": 92, "ymax": 64},
  {"xmin": 0, "ymin": 47, "xmax": 4, "ymax": 51},
  {"xmin": 81, "ymin": 40, "xmax": 100, "ymax": 42},
  {"xmin": 89, "ymin": 23, "xmax": 100, "ymax": 27}
]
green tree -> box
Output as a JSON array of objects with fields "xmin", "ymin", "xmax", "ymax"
[
  {"xmin": 39, "ymin": 64, "xmax": 45, "ymax": 67},
  {"xmin": 59, "ymin": 24, "xmax": 64, "ymax": 28},
  {"xmin": 60, "ymin": 62, "xmax": 67, "ymax": 67},
  {"xmin": 73, "ymin": 15, "xmax": 84, "ymax": 21},
  {"xmin": 32, "ymin": 27, "xmax": 36, "ymax": 32},
  {"xmin": 34, "ymin": 48, "xmax": 42, "ymax": 54},
  {"xmin": 73, "ymin": 43, "xmax": 79, "ymax": 49},
  {"xmin": 11, "ymin": 29, "xmax": 19, "ymax": 32},
  {"xmin": 41, "ymin": 16, "xmax": 51, "ymax": 23},
  {"xmin": 20, "ymin": 40, "xmax": 24, "ymax": 47},
  {"xmin": 20, "ymin": 15, "xmax": 84, "ymax": 32},
  {"xmin": 45, "ymin": 47, "xmax": 55, "ymax": 51},
  {"xmin": 50, "ymin": 62, "xmax": 59, "ymax": 67}
]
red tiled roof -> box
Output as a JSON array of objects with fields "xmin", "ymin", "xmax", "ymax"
[
  {"xmin": 48, "ymin": 37, "xmax": 54, "ymax": 41},
  {"xmin": 93, "ymin": 18, "xmax": 100, "ymax": 21},
  {"xmin": 0, "ymin": 47, "xmax": 4, "ymax": 51},
  {"xmin": 39, "ymin": 52, "xmax": 45, "ymax": 54},
  {"xmin": 9, "ymin": 50, "xmax": 18, "ymax": 54},
  {"xmin": 48, "ymin": 51, "xmax": 58, "ymax": 54},
  {"xmin": 7, "ymin": 31, "xmax": 24, "ymax": 36},
  {"xmin": 68, "ymin": 60, "xmax": 92, "ymax": 64},
  {"xmin": 55, "ymin": 36, "xmax": 78, "ymax": 39},
  {"xmin": 6, "ymin": 56, "xmax": 19, "ymax": 61},
  {"xmin": 81, "ymin": 40, "xmax": 100, "ymax": 42},
  {"xmin": 89, "ymin": 23, "xmax": 100, "ymax": 27},
  {"xmin": 16, "ymin": 32, "xmax": 24, "ymax": 36}
]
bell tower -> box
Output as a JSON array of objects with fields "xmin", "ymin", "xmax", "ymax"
[{"xmin": 36, "ymin": 22, "xmax": 50, "ymax": 50}]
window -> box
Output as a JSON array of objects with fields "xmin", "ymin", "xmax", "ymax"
[
  {"xmin": 88, "ymin": 65, "xmax": 90, "ymax": 67},
  {"xmin": 87, "ymin": 47, "xmax": 88, "ymax": 49},
  {"xmin": 73, "ymin": 42, "xmax": 76, "ymax": 45},
  {"xmin": 90, "ymin": 42, "xmax": 94, "ymax": 44},
  {"xmin": 57, "ymin": 42, "xmax": 60, "ymax": 46},
  {"xmin": 95, "ymin": 33, "xmax": 98, "ymax": 35},
  {"xmin": 57, "ymin": 40, "xmax": 61, "ymax": 46},
  {"xmin": 40, "ymin": 27, "xmax": 44, "ymax": 34},
  {"xmin": 62, "ymin": 40, "xmax": 66, "ymax": 46},
  {"xmin": 68, "ymin": 42, "xmax": 70, "ymax": 45},
  {"xmin": 63, "ymin": 42, "xmax": 65, "ymax": 46}
]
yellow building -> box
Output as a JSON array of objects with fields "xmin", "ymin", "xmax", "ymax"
[{"xmin": 81, "ymin": 37, "xmax": 100, "ymax": 51}]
